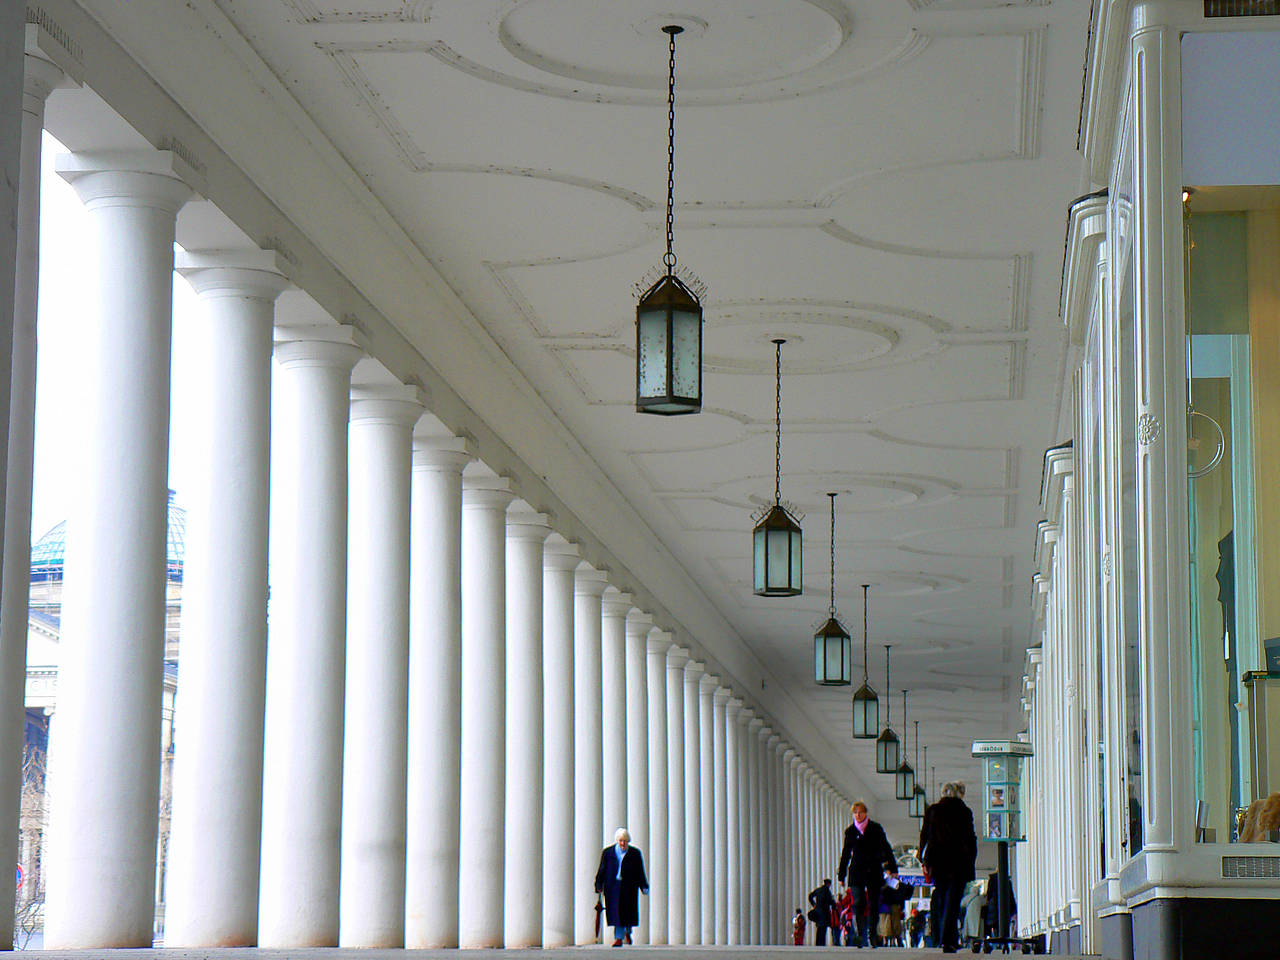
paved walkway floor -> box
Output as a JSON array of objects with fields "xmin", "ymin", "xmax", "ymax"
[{"xmin": 17, "ymin": 948, "xmax": 1086, "ymax": 959}]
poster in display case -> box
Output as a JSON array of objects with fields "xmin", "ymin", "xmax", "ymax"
[{"xmin": 972, "ymin": 740, "xmax": 1032, "ymax": 843}]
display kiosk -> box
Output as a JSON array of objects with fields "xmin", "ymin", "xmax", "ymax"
[{"xmin": 972, "ymin": 740, "xmax": 1036, "ymax": 954}]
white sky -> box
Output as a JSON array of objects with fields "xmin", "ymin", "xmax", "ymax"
[{"xmin": 31, "ymin": 131, "xmax": 201, "ymax": 543}]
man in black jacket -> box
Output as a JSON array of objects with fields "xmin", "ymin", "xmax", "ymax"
[
  {"xmin": 918, "ymin": 782, "xmax": 977, "ymax": 953},
  {"xmin": 838, "ymin": 801, "xmax": 898, "ymax": 947},
  {"xmin": 807, "ymin": 878, "xmax": 837, "ymax": 945}
]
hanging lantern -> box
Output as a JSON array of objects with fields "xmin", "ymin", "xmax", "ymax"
[
  {"xmin": 895, "ymin": 690, "xmax": 916, "ymax": 800},
  {"xmin": 875, "ymin": 644, "xmax": 900, "ymax": 774},
  {"xmin": 752, "ymin": 339, "xmax": 802, "ymax": 596},
  {"xmin": 814, "ymin": 493, "xmax": 852, "ymax": 685},
  {"xmin": 910, "ymin": 744, "xmax": 928, "ymax": 818},
  {"xmin": 635, "ymin": 25, "xmax": 701, "ymax": 416},
  {"xmin": 851, "ymin": 584, "xmax": 879, "ymax": 738}
]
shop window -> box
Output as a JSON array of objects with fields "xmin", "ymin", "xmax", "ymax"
[{"xmin": 1185, "ymin": 191, "xmax": 1280, "ymax": 842}]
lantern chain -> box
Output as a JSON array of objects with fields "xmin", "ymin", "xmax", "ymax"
[
  {"xmin": 884, "ymin": 644, "xmax": 892, "ymax": 726},
  {"xmin": 862, "ymin": 583, "xmax": 870, "ymax": 682},
  {"xmin": 828, "ymin": 493, "xmax": 837, "ymax": 618},
  {"xmin": 773, "ymin": 338, "xmax": 784, "ymax": 505},
  {"xmin": 663, "ymin": 25, "xmax": 681, "ymax": 273}
]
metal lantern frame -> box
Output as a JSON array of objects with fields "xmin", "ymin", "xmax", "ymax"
[
  {"xmin": 752, "ymin": 339, "xmax": 802, "ymax": 597},
  {"xmin": 875, "ymin": 644, "xmax": 901, "ymax": 774},
  {"xmin": 634, "ymin": 24, "xmax": 702, "ymax": 416},
  {"xmin": 895, "ymin": 690, "xmax": 916, "ymax": 800},
  {"xmin": 814, "ymin": 493, "xmax": 852, "ymax": 685},
  {"xmin": 851, "ymin": 584, "xmax": 879, "ymax": 738},
  {"xmin": 908, "ymin": 726, "xmax": 926, "ymax": 817}
]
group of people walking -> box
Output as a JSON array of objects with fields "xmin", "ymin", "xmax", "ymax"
[
  {"xmin": 794, "ymin": 785, "xmax": 978, "ymax": 953},
  {"xmin": 593, "ymin": 784, "xmax": 978, "ymax": 952}
]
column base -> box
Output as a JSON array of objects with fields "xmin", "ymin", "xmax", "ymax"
[
  {"xmin": 1130, "ymin": 896, "xmax": 1280, "ymax": 960},
  {"xmin": 1048, "ymin": 922, "xmax": 1081, "ymax": 955},
  {"xmin": 1099, "ymin": 910, "xmax": 1133, "ymax": 960}
]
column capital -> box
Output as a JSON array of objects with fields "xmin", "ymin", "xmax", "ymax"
[
  {"xmin": 646, "ymin": 628, "xmax": 673, "ymax": 654},
  {"xmin": 177, "ymin": 249, "xmax": 291, "ymax": 300},
  {"xmin": 699, "ymin": 673, "xmax": 719, "ymax": 693},
  {"xmin": 601, "ymin": 587, "xmax": 635, "ymax": 619},
  {"xmin": 350, "ymin": 383, "xmax": 425, "ymax": 427},
  {"xmin": 666, "ymin": 644, "xmax": 690, "ymax": 670},
  {"xmin": 767, "ymin": 734, "xmax": 781, "ymax": 749},
  {"xmin": 462, "ymin": 474, "xmax": 515, "ymax": 511},
  {"xmin": 684, "ymin": 659, "xmax": 705, "ymax": 681},
  {"xmin": 412, "ymin": 434, "xmax": 472, "ymax": 473},
  {"xmin": 727, "ymin": 697, "xmax": 744, "ymax": 713},
  {"xmin": 713, "ymin": 685, "xmax": 732, "ymax": 704},
  {"xmin": 274, "ymin": 324, "xmax": 363, "ymax": 371},
  {"xmin": 625, "ymin": 609, "xmax": 654, "ymax": 636},
  {"xmin": 543, "ymin": 537, "xmax": 581, "ymax": 571},
  {"xmin": 26, "ymin": 20, "xmax": 85, "ymax": 87},
  {"xmin": 56, "ymin": 149, "xmax": 201, "ymax": 208},
  {"xmin": 748, "ymin": 717, "xmax": 764, "ymax": 733},
  {"xmin": 574, "ymin": 563, "xmax": 609, "ymax": 597},
  {"xmin": 24, "ymin": 52, "xmax": 68, "ymax": 104},
  {"xmin": 506, "ymin": 509, "xmax": 551, "ymax": 542}
]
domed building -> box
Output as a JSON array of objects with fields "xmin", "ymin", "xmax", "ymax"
[{"xmin": 17, "ymin": 494, "xmax": 186, "ymax": 930}]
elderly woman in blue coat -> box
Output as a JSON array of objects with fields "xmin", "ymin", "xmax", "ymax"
[{"xmin": 594, "ymin": 827, "xmax": 648, "ymax": 947}]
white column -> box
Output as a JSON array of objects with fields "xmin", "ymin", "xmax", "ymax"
[
  {"xmin": 405, "ymin": 436, "xmax": 470, "ymax": 948},
  {"xmin": 458, "ymin": 474, "xmax": 515, "ymax": 948},
  {"xmin": 645, "ymin": 628, "xmax": 672, "ymax": 945},
  {"xmin": 748, "ymin": 718, "xmax": 765, "ymax": 944},
  {"xmin": 698, "ymin": 673, "xmax": 717, "ymax": 944},
  {"xmin": 259, "ymin": 324, "xmax": 361, "ymax": 947},
  {"xmin": 164, "ymin": 251, "xmax": 286, "ymax": 947},
  {"xmin": 624, "ymin": 609, "xmax": 652, "ymax": 942},
  {"xmin": 573, "ymin": 564, "xmax": 608, "ymax": 945},
  {"xmin": 738, "ymin": 708, "xmax": 755, "ymax": 942},
  {"xmin": 542, "ymin": 536, "xmax": 580, "ymax": 947},
  {"xmin": 601, "ymin": 588, "xmax": 632, "ymax": 838},
  {"xmin": 725, "ymin": 697, "xmax": 742, "ymax": 943},
  {"xmin": 504, "ymin": 508, "xmax": 550, "ymax": 948},
  {"xmin": 764, "ymin": 733, "xmax": 779, "ymax": 942},
  {"xmin": 781, "ymin": 748, "xmax": 797, "ymax": 922},
  {"xmin": 0, "ymin": 48, "xmax": 66, "ymax": 950},
  {"xmin": 665, "ymin": 645, "xmax": 689, "ymax": 944},
  {"xmin": 683, "ymin": 660, "xmax": 705, "ymax": 943},
  {"xmin": 338, "ymin": 384, "xmax": 422, "ymax": 947},
  {"xmin": 45, "ymin": 151, "xmax": 192, "ymax": 949},
  {"xmin": 713, "ymin": 685, "xmax": 730, "ymax": 944}
]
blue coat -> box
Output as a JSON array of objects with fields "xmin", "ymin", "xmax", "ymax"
[{"xmin": 594, "ymin": 845, "xmax": 648, "ymax": 927}]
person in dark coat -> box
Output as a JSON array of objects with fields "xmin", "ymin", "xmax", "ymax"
[
  {"xmin": 918, "ymin": 781, "xmax": 977, "ymax": 954},
  {"xmin": 837, "ymin": 800, "xmax": 898, "ymax": 947},
  {"xmin": 594, "ymin": 827, "xmax": 648, "ymax": 947},
  {"xmin": 807, "ymin": 878, "xmax": 837, "ymax": 945},
  {"xmin": 983, "ymin": 870, "xmax": 1016, "ymax": 940}
]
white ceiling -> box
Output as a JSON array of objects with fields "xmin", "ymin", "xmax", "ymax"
[{"xmin": 63, "ymin": 0, "xmax": 1091, "ymax": 834}]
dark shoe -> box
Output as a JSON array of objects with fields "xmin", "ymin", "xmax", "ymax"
[
  {"xmin": 624, "ymin": 935, "xmax": 632, "ymax": 945},
  {"xmin": 612, "ymin": 939, "xmax": 622, "ymax": 947}
]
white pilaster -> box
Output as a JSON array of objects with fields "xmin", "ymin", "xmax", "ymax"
[
  {"xmin": 698, "ymin": 673, "xmax": 717, "ymax": 944},
  {"xmin": 405, "ymin": 436, "xmax": 470, "ymax": 948},
  {"xmin": 726, "ymin": 698, "xmax": 744, "ymax": 943},
  {"xmin": 0, "ymin": 45, "xmax": 68, "ymax": 950},
  {"xmin": 259, "ymin": 323, "xmax": 361, "ymax": 947},
  {"xmin": 45, "ymin": 151, "xmax": 192, "ymax": 949},
  {"xmin": 645, "ymin": 628, "xmax": 672, "ymax": 944},
  {"xmin": 542, "ymin": 537, "xmax": 580, "ymax": 947},
  {"xmin": 600, "ymin": 587, "xmax": 632, "ymax": 841},
  {"xmin": 683, "ymin": 660, "xmax": 705, "ymax": 943},
  {"xmin": 624, "ymin": 608, "xmax": 652, "ymax": 942},
  {"xmin": 504, "ymin": 508, "xmax": 551, "ymax": 948},
  {"xmin": 713, "ymin": 685, "xmax": 730, "ymax": 944},
  {"xmin": 339, "ymin": 384, "xmax": 422, "ymax": 947},
  {"xmin": 748, "ymin": 717, "xmax": 765, "ymax": 944},
  {"xmin": 165, "ymin": 250, "xmax": 287, "ymax": 947},
  {"xmin": 665, "ymin": 644, "xmax": 690, "ymax": 944},
  {"xmin": 573, "ymin": 564, "xmax": 608, "ymax": 944},
  {"xmin": 458, "ymin": 474, "xmax": 515, "ymax": 948}
]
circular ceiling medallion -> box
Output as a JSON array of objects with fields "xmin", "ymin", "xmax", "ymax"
[{"xmin": 498, "ymin": 0, "xmax": 847, "ymax": 92}]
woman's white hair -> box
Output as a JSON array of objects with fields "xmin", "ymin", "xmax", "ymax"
[
  {"xmin": 941, "ymin": 781, "xmax": 966, "ymax": 799},
  {"xmin": 615, "ymin": 827, "xmax": 631, "ymax": 842}
]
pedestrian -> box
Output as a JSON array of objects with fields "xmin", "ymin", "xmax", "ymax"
[
  {"xmin": 918, "ymin": 782, "xmax": 977, "ymax": 954},
  {"xmin": 835, "ymin": 885, "xmax": 855, "ymax": 946},
  {"xmin": 908, "ymin": 905, "xmax": 926, "ymax": 948},
  {"xmin": 808, "ymin": 878, "xmax": 837, "ymax": 945},
  {"xmin": 793, "ymin": 907, "xmax": 807, "ymax": 945},
  {"xmin": 837, "ymin": 800, "xmax": 898, "ymax": 948},
  {"xmin": 594, "ymin": 828, "xmax": 648, "ymax": 947}
]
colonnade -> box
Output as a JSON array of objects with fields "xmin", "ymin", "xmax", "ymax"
[{"xmin": 0, "ymin": 39, "xmax": 854, "ymax": 950}]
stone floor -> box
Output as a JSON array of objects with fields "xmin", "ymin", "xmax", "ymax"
[{"xmin": 18, "ymin": 949, "xmax": 1088, "ymax": 959}]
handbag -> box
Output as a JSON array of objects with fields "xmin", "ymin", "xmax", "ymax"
[{"xmin": 807, "ymin": 907, "xmax": 821, "ymax": 923}]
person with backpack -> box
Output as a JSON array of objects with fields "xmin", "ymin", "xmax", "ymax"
[{"xmin": 807, "ymin": 878, "xmax": 837, "ymax": 945}]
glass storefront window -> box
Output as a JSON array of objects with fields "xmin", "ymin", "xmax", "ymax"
[{"xmin": 1184, "ymin": 192, "xmax": 1279, "ymax": 842}]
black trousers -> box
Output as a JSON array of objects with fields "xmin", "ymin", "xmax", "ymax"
[
  {"xmin": 814, "ymin": 921, "xmax": 830, "ymax": 946},
  {"xmin": 850, "ymin": 882, "xmax": 881, "ymax": 945},
  {"xmin": 934, "ymin": 874, "xmax": 968, "ymax": 949}
]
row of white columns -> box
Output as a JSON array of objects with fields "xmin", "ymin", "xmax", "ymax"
[{"xmin": 0, "ymin": 48, "xmax": 854, "ymax": 949}]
